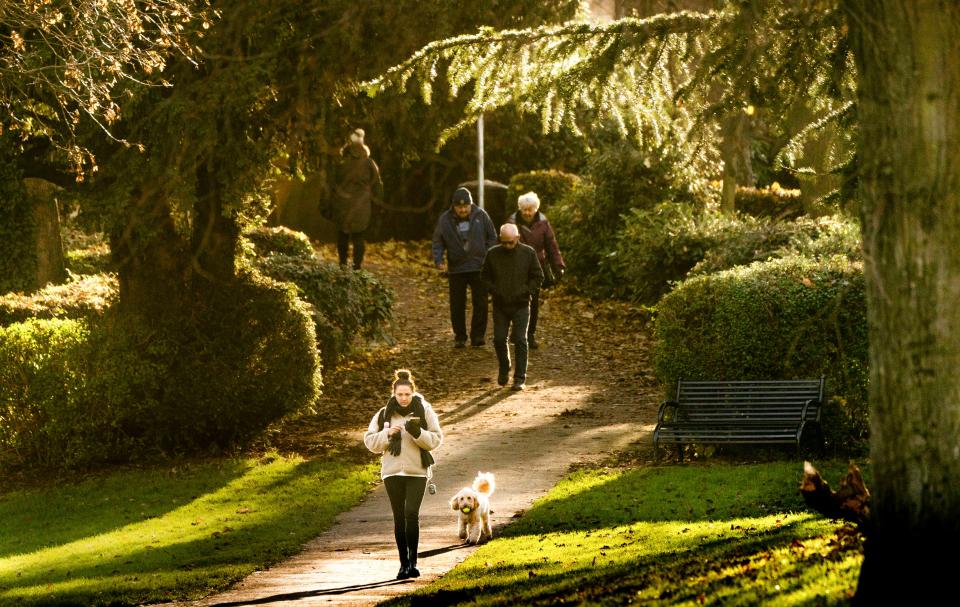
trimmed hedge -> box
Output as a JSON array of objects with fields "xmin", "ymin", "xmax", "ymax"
[
  {"xmin": 0, "ymin": 274, "xmax": 117, "ymax": 326},
  {"xmin": 609, "ymin": 206, "xmax": 861, "ymax": 305},
  {"xmin": 0, "ymin": 273, "xmax": 321, "ymax": 469},
  {"xmin": 614, "ymin": 203, "xmax": 724, "ymax": 304},
  {"xmin": 735, "ymin": 186, "xmax": 804, "ymax": 220},
  {"xmin": 0, "ymin": 319, "xmax": 96, "ymax": 467},
  {"xmin": 508, "ymin": 170, "xmax": 581, "ymax": 211},
  {"xmin": 689, "ymin": 214, "xmax": 862, "ymax": 277},
  {"xmin": 653, "ymin": 255, "xmax": 868, "ymax": 452},
  {"xmin": 256, "ymin": 255, "xmax": 394, "ymax": 367},
  {"xmin": 245, "ymin": 225, "xmax": 315, "ymax": 258}
]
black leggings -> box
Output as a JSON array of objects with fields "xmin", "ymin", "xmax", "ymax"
[
  {"xmin": 383, "ymin": 475, "xmax": 427, "ymax": 567},
  {"xmin": 337, "ymin": 231, "xmax": 366, "ymax": 269}
]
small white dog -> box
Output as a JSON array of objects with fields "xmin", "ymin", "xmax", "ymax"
[{"xmin": 449, "ymin": 472, "xmax": 496, "ymax": 544}]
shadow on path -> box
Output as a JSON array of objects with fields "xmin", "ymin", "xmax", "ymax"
[
  {"xmin": 417, "ymin": 543, "xmax": 471, "ymax": 559},
  {"xmin": 206, "ymin": 579, "xmax": 414, "ymax": 606},
  {"xmin": 437, "ymin": 388, "xmax": 512, "ymax": 425}
]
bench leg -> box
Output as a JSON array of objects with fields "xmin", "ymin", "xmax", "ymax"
[{"xmin": 675, "ymin": 443, "xmax": 684, "ymax": 463}]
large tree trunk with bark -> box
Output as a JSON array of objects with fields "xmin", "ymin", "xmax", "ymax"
[
  {"xmin": 111, "ymin": 189, "xmax": 189, "ymax": 316},
  {"xmin": 192, "ymin": 158, "xmax": 239, "ymax": 283},
  {"xmin": 847, "ymin": 1, "xmax": 960, "ymax": 601}
]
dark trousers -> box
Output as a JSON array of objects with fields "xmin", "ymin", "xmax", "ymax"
[
  {"xmin": 448, "ymin": 271, "xmax": 488, "ymax": 343},
  {"xmin": 337, "ymin": 231, "xmax": 366, "ymax": 269},
  {"xmin": 493, "ymin": 304, "xmax": 530, "ymax": 382},
  {"xmin": 528, "ymin": 288, "xmax": 541, "ymax": 339},
  {"xmin": 384, "ymin": 475, "xmax": 427, "ymax": 567}
]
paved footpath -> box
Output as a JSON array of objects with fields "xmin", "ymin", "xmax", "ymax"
[
  {"xmin": 175, "ymin": 253, "xmax": 658, "ymax": 607},
  {"xmin": 182, "ymin": 366, "xmax": 643, "ymax": 606}
]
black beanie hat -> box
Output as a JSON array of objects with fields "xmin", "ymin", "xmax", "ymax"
[{"xmin": 451, "ymin": 187, "xmax": 473, "ymax": 206}]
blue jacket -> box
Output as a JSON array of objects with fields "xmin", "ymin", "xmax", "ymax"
[{"xmin": 431, "ymin": 204, "xmax": 497, "ymax": 274}]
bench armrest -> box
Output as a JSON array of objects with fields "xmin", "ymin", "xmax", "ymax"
[
  {"xmin": 658, "ymin": 400, "xmax": 680, "ymax": 423},
  {"xmin": 801, "ymin": 398, "xmax": 822, "ymax": 421}
]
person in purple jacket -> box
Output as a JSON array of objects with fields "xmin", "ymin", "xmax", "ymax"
[
  {"xmin": 507, "ymin": 191, "xmax": 566, "ymax": 349},
  {"xmin": 431, "ymin": 187, "xmax": 498, "ymax": 348}
]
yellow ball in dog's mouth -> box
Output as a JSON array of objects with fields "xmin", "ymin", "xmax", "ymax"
[{"xmin": 461, "ymin": 507, "xmax": 472, "ymax": 513}]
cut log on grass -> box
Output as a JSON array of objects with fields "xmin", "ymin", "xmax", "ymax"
[{"xmin": 800, "ymin": 461, "xmax": 871, "ymax": 527}]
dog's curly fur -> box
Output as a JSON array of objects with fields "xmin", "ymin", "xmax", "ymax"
[{"xmin": 449, "ymin": 472, "xmax": 495, "ymax": 544}]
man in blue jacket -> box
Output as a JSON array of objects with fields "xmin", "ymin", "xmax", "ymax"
[{"xmin": 432, "ymin": 187, "xmax": 498, "ymax": 348}]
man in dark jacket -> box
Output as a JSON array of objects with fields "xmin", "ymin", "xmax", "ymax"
[
  {"xmin": 481, "ymin": 223, "xmax": 543, "ymax": 390},
  {"xmin": 432, "ymin": 187, "xmax": 498, "ymax": 348}
]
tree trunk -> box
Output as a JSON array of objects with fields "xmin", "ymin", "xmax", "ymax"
[
  {"xmin": 23, "ymin": 177, "xmax": 67, "ymax": 289},
  {"xmin": 847, "ymin": 1, "xmax": 960, "ymax": 601},
  {"xmin": 719, "ymin": 110, "xmax": 754, "ymax": 215},
  {"xmin": 192, "ymin": 158, "xmax": 239, "ymax": 283},
  {"xmin": 111, "ymin": 189, "xmax": 188, "ymax": 316}
]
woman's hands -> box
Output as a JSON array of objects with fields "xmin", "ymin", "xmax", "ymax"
[{"xmin": 404, "ymin": 418, "xmax": 422, "ymax": 438}]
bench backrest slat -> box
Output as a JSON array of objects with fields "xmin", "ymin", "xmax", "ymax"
[{"xmin": 673, "ymin": 378, "xmax": 824, "ymax": 422}]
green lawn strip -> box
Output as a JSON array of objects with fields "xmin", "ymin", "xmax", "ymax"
[
  {"xmin": 0, "ymin": 453, "xmax": 378, "ymax": 606},
  {"xmin": 386, "ymin": 460, "xmax": 865, "ymax": 607}
]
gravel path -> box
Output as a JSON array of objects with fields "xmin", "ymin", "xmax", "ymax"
[{"xmin": 180, "ymin": 243, "xmax": 660, "ymax": 607}]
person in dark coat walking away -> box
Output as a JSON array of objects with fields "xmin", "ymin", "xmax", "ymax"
[
  {"xmin": 432, "ymin": 187, "xmax": 497, "ymax": 348},
  {"xmin": 363, "ymin": 369, "xmax": 443, "ymax": 579},
  {"xmin": 481, "ymin": 223, "xmax": 543, "ymax": 390},
  {"xmin": 507, "ymin": 191, "xmax": 565, "ymax": 349},
  {"xmin": 332, "ymin": 128, "xmax": 383, "ymax": 269}
]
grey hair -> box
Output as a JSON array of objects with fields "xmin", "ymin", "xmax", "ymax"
[{"xmin": 517, "ymin": 191, "xmax": 540, "ymax": 211}]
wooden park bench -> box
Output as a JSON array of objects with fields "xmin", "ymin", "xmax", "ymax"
[{"xmin": 653, "ymin": 378, "xmax": 825, "ymax": 460}]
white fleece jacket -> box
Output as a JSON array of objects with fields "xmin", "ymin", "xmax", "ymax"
[{"xmin": 363, "ymin": 396, "xmax": 443, "ymax": 479}]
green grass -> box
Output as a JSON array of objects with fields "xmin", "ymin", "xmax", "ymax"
[
  {"xmin": 0, "ymin": 452, "xmax": 378, "ymax": 606},
  {"xmin": 387, "ymin": 460, "xmax": 865, "ymax": 606}
]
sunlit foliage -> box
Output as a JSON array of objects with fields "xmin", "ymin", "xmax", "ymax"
[{"xmin": 0, "ymin": 0, "xmax": 209, "ymax": 174}]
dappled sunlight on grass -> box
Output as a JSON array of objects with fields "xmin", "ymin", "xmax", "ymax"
[
  {"xmin": 0, "ymin": 461, "xmax": 251, "ymax": 560},
  {"xmin": 386, "ymin": 461, "xmax": 863, "ymax": 606},
  {"xmin": 0, "ymin": 455, "xmax": 378, "ymax": 606}
]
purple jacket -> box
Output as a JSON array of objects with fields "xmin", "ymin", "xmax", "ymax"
[{"xmin": 508, "ymin": 211, "xmax": 565, "ymax": 270}]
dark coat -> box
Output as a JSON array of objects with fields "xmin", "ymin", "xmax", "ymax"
[
  {"xmin": 508, "ymin": 211, "xmax": 565, "ymax": 271},
  {"xmin": 332, "ymin": 142, "xmax": 383, "ymax": 233},
  {"xmin": 431, "ymin": 204, "xmax": 497, "ymax": 274},
  {"xmin": 481, "ymin": 242, "xmax": 543, "ymax": 311}
]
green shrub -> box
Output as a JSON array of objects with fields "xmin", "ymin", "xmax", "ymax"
[
  {"xmin": 606, "ymin": 206, "xmax": 861, "ymax": 305},
  {"xmin": 255, "ymin": 255, "xmax": 395, "ymax": 366},
  {"xmin": 550, "ymin": 139, "xmax": 707, "ymax": 296},
  {"xmin": 654, "ymin": 255, "xmax": 868, "ymax": 452},
  {"xmin": 245, "ymin": 226, "xmax": 315, "ymax": 258},
  {"xmin": 0, "ymin": 273, "xmax": 321, "ymax": 470},
  {"xmin": 735, "ymin": 186, "xmax": 804, "ymax": 220},
  {"xmin": 0, "ymin": 319, "xmax": 101, "ymax": 468},
  {"xmin": 508, "ymin": 170, "xmax": 581, "ymax": 211},
  {"xmin": 144, "ymin": 272, "xmax": 321, "ymax": 453},
  {"xmin": 613, "ymin": 203, "xmax": 727, "ymax": 303},
  {"xmin": 65, "ymin": 243, "xmax": 112, "ymax": 275},
  {"xmin": 0, "ymin": 274, "xmax": 118, "ymax": 326},
  {"xmin": 690, "ymin": 214, "xmax": 862, "ymax": 277}
]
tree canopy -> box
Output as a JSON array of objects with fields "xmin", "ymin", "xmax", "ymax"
[{"xmin": 0, "ymin": 0, "xmax": 207, "ymax": 174}]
